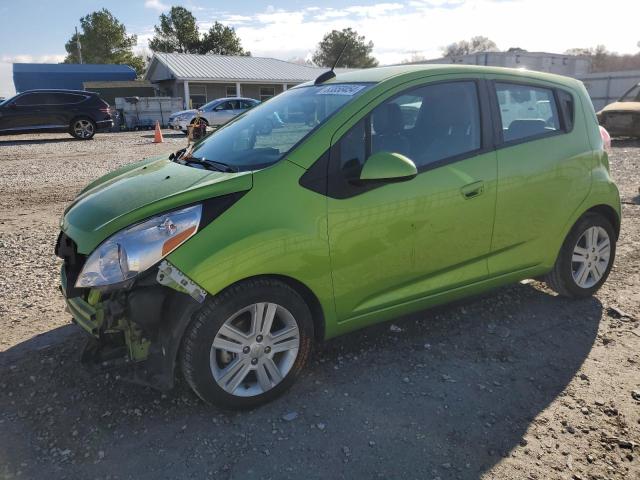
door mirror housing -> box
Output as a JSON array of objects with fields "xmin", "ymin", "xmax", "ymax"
[
  {"xmin": 359, "ymin": 151, "xmax": 417, "ymax": 182},
  {"xmin": 8, "ymin": 102, "xmax": 17, "ymax": 109}
]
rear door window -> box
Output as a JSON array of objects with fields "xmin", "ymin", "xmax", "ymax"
[
  {"xmin": 51, "ymin": 93, "xmax": 87, "ymax": 104},
  {"xmin": 15, "ymin": 93, "xmax": 50, "ymax": 106},
  {"xmin": 494, "ymin": 83, "xmax": 561, "ymax": 143}
]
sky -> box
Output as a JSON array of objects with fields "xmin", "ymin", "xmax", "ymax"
[{"xmin": 1, "ymin": 0, "xmax": 639, "ymax": 97}]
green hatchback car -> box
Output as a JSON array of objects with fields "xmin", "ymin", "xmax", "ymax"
[{"xmin": 56, "ymin": 65, "xmax": 620, "ymax": 408}]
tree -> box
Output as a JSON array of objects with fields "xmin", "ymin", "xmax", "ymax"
[
  {"xmin": 564, "ymin": 44, "xmax": 640, "ymax": 73},
  {"xmin": 564, "ymin": 47, "xmax": 595, "ymax": 57},
  {"xmin": 287, "ymin": 56, "xmax": 314, "ymax": 66},
  {"xmin": 64, "ymin": 9, "xmax": 145, "ymax": 75},
  {"xmin": 401, "ymin": 52, "xmax": 427, "ymax": 64},
  {"xmin": 149, "ymin": 6, "xmax": 200, "ymax": 53},
  {"xmin": 442, "ymin": 36, "xmax": 498, "ymax": 58},
  {"xmin": 149, "ymin": 7, "xmax": 249, "ymax": 56},
  {"xmin": 198, "ymin": 22, "xmax": 249, "ymax": 55},
  {"xmin": 312, "ymin": 28, "xmax": 378, "ymax": 68}
]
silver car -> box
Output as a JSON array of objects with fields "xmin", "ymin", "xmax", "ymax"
[{"xmin": 168, "ymin": 97, "xmax": 259, "ymax": 134}]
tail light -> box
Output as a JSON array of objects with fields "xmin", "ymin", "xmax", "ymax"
[
  {"xmin": 599, "ymin": 125, "xmax": 611, "ymax": 152},
  {"xmin": 99, "ymin": 100, "xmax": 111, "ymax": 114}
]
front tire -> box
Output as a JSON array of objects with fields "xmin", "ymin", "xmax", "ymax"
[
  {"xmin": 545, "ymin": 212, "xmax": 616, "ymax": 298},
  {"xmin": 69, "ymin": 117, "xmax": 96, "ymax": 140},
  {"xmin": 181, "ymin": 278, "xmax": 314, "ymax": 409}
]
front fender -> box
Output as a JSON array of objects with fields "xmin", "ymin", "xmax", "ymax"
[{"xmin": 167, "ymin": 159, "xmax": 337, "ymax": 338}]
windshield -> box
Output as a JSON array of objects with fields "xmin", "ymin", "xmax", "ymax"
[
  {"xmin": 189, "ymin": 83, "xmax": 373, "ymax": 172},
  {"xmin": 620, "ymin": 84, "xmax": 640, "ymax": 102},
  {"xmin": 199, "ymin": 99, "xmax": 223, "ymax": 111}
]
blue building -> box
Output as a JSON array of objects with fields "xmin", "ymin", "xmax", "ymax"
[{"xmin": 13, "ymin": 63, "xmax": 136, "ymax": 93}]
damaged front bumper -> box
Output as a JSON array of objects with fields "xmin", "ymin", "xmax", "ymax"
[{"xmin": 59, "ymin": 257, "xmax": 205, "ymax": 391}]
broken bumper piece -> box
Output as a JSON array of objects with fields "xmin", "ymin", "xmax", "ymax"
[{"xmin": 59, "ymin": 261, "xmax": 206, "ymax": 391}]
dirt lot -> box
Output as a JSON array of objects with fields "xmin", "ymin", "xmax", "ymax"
[{"xmin": 0, "ymin": 131, "xmax": 639, "ymax": 480}]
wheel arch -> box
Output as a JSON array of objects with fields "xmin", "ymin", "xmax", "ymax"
[
  {"xmin": 547, "ymin": 200, "xmax": 620, "ymax": 275},
  {"xmin": 145, "ymin": 272, "xmax": 327, "ymax": 391},
  {"xmin": 585, "ymin": 204, "xmax": 620, "ymax": 239},
  {"xmin": 238, "ymin": 273, "xmax": 326, "ymax": 342},
  {"xmin": 69, "ymin": 114, "xmax": 97, "ymax": 127}
]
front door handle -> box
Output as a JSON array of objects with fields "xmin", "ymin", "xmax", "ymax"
[{"xmin": 460, "ymin": 181, "xmax": 484, "ymax": 200}]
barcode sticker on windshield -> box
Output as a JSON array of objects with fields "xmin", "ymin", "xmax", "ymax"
[{"xmin": 316, "ymin": 85, "xmax": 366, "ymax": 96}]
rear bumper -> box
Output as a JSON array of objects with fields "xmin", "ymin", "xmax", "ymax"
[{"xmin": 96, "ymin": 119, "xmax": 114, "ymax": 131}]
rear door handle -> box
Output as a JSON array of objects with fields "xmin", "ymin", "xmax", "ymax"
[{"xmin": 460, "ymin": 181, "xmax": 484, "ymax": 199}]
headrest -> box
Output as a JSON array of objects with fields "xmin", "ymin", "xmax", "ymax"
[
  {"xmin": 505, "ymin": 119, "xmax": 547, "ymax": 141},
  {"xmin": 373, "ymin": 103, "xmax": 403, "ymax": 135}
]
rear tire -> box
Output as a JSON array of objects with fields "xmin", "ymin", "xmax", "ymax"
[
  {"xmin": 180, "ymin": 278, "xmax": 314, "ymax": 409},
  {"xmin": 545, "ymin": 212, "xmax": 616, "ymax": 298},
  {"xmin": 69, "ymin": 117, "xmax": 96, "ymax": 140}
]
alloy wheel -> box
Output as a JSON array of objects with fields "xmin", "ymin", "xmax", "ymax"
[
  {"xmin": 73, "ymin": 119, "xmax": 94, "ymax": 138},
  {"xmin": 210, "ymin": 302, "xmax": 300, "ymax": 397},
  {"xmin": 571, "ymin": 226, "xmax": 611, "ymax": 288}
]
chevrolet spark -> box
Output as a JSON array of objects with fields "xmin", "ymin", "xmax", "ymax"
[{"xmin": 57, "ymin": 65, "xmax": 620, "ymax": 408}]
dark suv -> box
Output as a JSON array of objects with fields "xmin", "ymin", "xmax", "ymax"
[{"xmin": 0, "ymin": 89, "xmax": 113, "ymax": 140}]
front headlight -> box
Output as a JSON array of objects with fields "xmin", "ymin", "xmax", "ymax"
[{"xmin": 75, "ymin": 205, "xmax": 202, "ymax": 288}]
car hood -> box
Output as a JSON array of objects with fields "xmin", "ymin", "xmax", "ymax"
[
  {"xmin": 599, "ymin": 102, "xmax": 640, "ymax": 114},
  {"xmin": 170, "ymin": 109, "xmax": 198, "ymax": 117},
  {"xmin": 62, "ymin": 156, "xmax": 252, "ymax": 254}
]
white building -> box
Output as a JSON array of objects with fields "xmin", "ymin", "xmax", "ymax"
[
  {"xmin": 145, "ymin": 53, "xmax": 331, "ymax": 109},
  {"xmin": 415, "ymin": 51, "xmax": 592, "ymax": 78}
]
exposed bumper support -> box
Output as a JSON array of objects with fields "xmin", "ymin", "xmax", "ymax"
[{"xmin": 59, "ymin": 263, "xmax": 204, "ymax": 391}]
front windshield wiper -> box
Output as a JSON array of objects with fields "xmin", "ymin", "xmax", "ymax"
[
  {"xmin": 169, "ymin": 149, "xmax": 237, "ymax": 173},
  {"xmin": 192, "ymin": 157, "xmax": 238, "ymax": 173}
]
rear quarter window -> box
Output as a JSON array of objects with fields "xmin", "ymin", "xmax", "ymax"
[{"xmin": 557, "ymin": 90, "xmax": 575, "ymax": 132}]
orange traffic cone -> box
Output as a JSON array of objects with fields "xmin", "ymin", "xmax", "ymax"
[{"xmin": 153, "ymin": 121, "xmax": 164, "ymax": 143}]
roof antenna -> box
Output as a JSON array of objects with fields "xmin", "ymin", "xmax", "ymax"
[{"xmin": 314, "ymin": 42, "xmax": 348, "ymax": 85}]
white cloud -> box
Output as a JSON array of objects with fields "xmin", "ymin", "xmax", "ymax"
[
  {"xmin": 217, "ymin": 0, "xmax": 640, "ymax": 65},
  {"xmin": 3, "ymin": 0, "xmax": 638, "ymax": 97},
  {"xmin": 0, "ymin": 54, "xmax": 66, "ymax": 97},
  {"xmin": 1, "ymin": 54, "xmax": 66, "ymax": 64},
  {"xmin": 0, "ymin": 62, "xmax": 14, "ymax": 98},
  {"xmin": 344, "ymin": 3, "xmax": 405, "ymax": 17},
  {"xmin": 221, "ymin": 14, "xmax": 253, "ymax": 24},
  {"xmin": 144, "ymin": 0, "xmax": 169, "ymax": 13}
]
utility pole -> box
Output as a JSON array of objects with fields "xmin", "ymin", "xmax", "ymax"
[{"xmin": 75, "ymin": 26, "xmax": 83, "ymax": 64}]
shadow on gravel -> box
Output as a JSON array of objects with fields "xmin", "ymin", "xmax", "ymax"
[
  {"xmin": 611, "ymin": 138, "xmax": 640, "ymax": 147},
  {"xmin": 0, "ymin": 283, "xmax": 602, "ymax": 480},
  {"xmin": 140, "ymin": 132, "xmax": 186, "ymax": 139},
  {"xmin": 0, "ymin": 137, "xmax": 79, "ymax": 146}
]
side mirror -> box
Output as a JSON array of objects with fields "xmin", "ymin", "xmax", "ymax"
[
  {"xmin": 359, "ymin": 151, "xmax": 417, "ymax": 182},
  {"xmin": 8, "ymin": 102, "xmax": 17, "ymax": 109}
]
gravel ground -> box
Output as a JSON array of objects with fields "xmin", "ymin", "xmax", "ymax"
[{"xmin": 0, "ymin": 131, "xmax": 638, "ymax": 480}]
